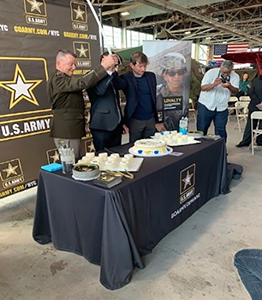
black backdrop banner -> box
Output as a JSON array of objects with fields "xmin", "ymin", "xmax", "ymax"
[{"xmin": 0, "ymin": 0, "xmax": 100, "ymax": 199}]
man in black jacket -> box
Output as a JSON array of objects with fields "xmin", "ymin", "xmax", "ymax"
[
  {"xmin": 48, "ymin": 49, "xmax": 118, "ymax": 157},
  {"xmin": 236, "ymin": 74, "xmax": 262, "ymax": 147},
  {"xmin": 121, "ymin": 51, "xmax": 165, "ymax": 143},
  {"xmin": 87, "ymin": 52, "xmax": 128, "ymax": 152}
]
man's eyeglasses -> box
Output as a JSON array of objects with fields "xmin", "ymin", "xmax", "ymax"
[{"xmin": 166, "ymin": 70, "xmax": 184, "ymax": 76}]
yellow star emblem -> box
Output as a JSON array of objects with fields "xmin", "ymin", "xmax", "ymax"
[
  {"xmin": 3, "ymin": 163, "xmax": 19, "ymax": 178},
  {"xmin": 76, "ymin": 44, "xmax": 88, "ymax": 58},
  {"xmin": 182, "ymin": 170, "xmax": 193, "ymax": 190},
  {"xmin": 27, "ymin": 0, "xmax": 43, "ymax": 13},
  {"xmin": 74, "ymin": 5, "xmax": 85, "ymax": 20},
  {"xmin": 88, "ymin": 142, "xmax": 95, "ymax": 152},
  {"xmin": 0, "ymin": 64, "xmax": 42, "ymax": 109},
  {"xmin": 50, "ymin": 151, "xmax": 60, "ymax": 163}
]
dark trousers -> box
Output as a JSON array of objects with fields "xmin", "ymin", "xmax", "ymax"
[
  {"xmin": 91, "ymin": 124, "xmax": 122, "ymax": 152},
  {"xmin": 197, "ymin": 102, "xmax": 228, "ymax": 142},
  {"xmin": 128, "ymin": 117, "xmax": 156, "ymax": 143},
  {"xmin": 240, "ymin": 109, "xmax": 262, "ymax": 146}
]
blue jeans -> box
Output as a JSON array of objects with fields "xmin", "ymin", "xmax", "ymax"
[
  {"xmin": 234, "ymin": 249, "xmax": 262, "ymax": 300},
  {"xmin": 197, "ymin": 102, "xmax": 229, "ymax": 142}
]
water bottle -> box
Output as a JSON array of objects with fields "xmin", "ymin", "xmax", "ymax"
[{"xmin": 179, "ymin": 117, "xmax": 188, "ymax": 135}]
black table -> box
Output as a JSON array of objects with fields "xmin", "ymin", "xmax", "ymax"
[{"xmin": 33, "ymin": 139, "xmax": 227, "ymax": 290}]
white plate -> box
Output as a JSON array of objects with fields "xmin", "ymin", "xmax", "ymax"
[
  {"xmin": 129, "ymin": 147, "xmax": 173, "ymax": 157},
  {"xmin": 72, "ymin": 174, "xmax": 100, "ymax": 181},
  {"xmin": 166, "ymin": 140, "xmax": 201, "ymax": 147},
  {"xmin": 151, "ymin": 135, "xmax": 201, "ymax": 147},
  {"xmin": 99, "ymin": 157, "xmax": 144, "ymax": 172}
]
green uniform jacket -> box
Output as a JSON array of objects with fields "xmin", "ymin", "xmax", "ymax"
[{"xmin": 47, "ymin": 65, "xmax": 107, "ymax": 139}]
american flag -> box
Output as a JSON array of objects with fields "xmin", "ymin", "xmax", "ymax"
[{"xmin": 213, "ymin": 43, "xmax": 249, "ymax": 62}]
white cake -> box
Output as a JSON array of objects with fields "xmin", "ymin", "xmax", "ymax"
[{"xmin": 131, "ymin": 139, "xmax": 172, "ymax": 156}]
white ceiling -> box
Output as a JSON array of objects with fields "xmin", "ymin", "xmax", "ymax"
[{"xmin": 91, "ymin": 0, "xmax": 262, "ymax": 47}]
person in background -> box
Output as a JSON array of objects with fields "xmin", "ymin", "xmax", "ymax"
[
  {"xmin": 236, "ymin": 73, "xmax": 262, "ymax": 147},
  {"xmin": 236, "ymin": 72, "xmax": 251, "ymax": 99},
  {"xmin": 197, "ymin": 60, "xmax": 239, "ymax": 142},
  {"xmin": 120, "ymin": 51, "xmax": 165, "ymax": 143},
  {"xmin": 47, "ymin": 49, "xmax": 118, "ymax": 158},
  {"xmin": 234, "ymin": 249, "xmax": 262, "ymax": 300},
  {"xmin": 87, "ymin": 52, "xmax": 128, "ymax": 152},
  {"xmin": 157, "ymin": 52, "xmax": 189, "ymax": 131}
]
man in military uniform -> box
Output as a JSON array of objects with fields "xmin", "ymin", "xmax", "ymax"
[
  {"xmin": 157, "ymin": 52, "xmax": 189, "ymax": 131},
  {"xmin": 47, "ymin": 49, "xmax": 118, "ymax": 158}
]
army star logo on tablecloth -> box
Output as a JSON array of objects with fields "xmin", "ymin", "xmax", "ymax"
[
  {"xmin": 0, "ymin": 64, "xmax": 42, "ymax": 109},
  {"xmin": 182, "ymin": 170, "xmax": 193, "ymax": 190},
  {"xmin": 180, "ymin": 164, "xmax": 196, "ymax": 204}
]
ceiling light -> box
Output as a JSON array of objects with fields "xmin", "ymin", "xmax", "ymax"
[{"xmin": 121, "ymin": 11, "xmax": 130, "ymax": 16}]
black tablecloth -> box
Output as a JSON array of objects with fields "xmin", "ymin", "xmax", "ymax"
[{"xmin": 33, "ymin": 139, "xmax": 227, "ymax": 290}]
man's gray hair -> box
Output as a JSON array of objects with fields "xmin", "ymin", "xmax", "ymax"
[
  {"xmin": 56, "ymin": 49, "xmax": 76, "ymax": 62},
  {"xmin": 221, "ymin": 60, "xmax": 234, "ymax": 70}
]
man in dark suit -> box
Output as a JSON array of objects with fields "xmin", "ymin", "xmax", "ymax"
[
  {"xmin": 121, "ymin": 51, "xmax": 165, "ymax": 143},
  {"xmin": 236, "ymin": 74, "xmax": 262, "ymax": 147},
  {"xmin": 47, "ymin": 49, "xmax": 118, "ymax": 157},
  {"xmin": 87, "ymin": 52, "xmax": 128, "ymax": 152}
]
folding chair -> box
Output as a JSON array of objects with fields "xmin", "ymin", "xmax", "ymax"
[
  {"xmin": 228, "ymin": 96, "xmax": 238, "ymax": 119},
  {"xmin": 234, "ymin": 101, "xmax": 249, "ymax": 132},
  {"xmin": 239, "ymin": 96, "xmax": 251, "ymax": 102},
  {"xmin": 251, "ymin": 111, "xmax": 262, "ymax": 155},
  {"xmin": 188, "ymin": 98, "xmax": 196, "ymax": 122}
]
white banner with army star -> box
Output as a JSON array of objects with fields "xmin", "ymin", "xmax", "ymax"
[{"xmin": 0, "ymin": 0, "xmax": 100, "ymax": 199}]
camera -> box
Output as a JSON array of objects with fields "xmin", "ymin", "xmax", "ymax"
[{"xmin": 220, "ymin": 74, "xmax": 230, "ymax": 83}]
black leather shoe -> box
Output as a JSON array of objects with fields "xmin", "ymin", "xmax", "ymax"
[{"xmin": 236, "ymin": 142, "xmax": 249, "ymax": 148}]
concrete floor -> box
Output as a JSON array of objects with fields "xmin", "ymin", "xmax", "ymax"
[{"xmin": 1, "ymin": 118, "xmax": 261, "ymax": 300}]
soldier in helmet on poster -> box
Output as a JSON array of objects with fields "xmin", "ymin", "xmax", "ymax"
[{"xmin": 157, "ymin": 52, "xmax": 189, "ymax": 131}]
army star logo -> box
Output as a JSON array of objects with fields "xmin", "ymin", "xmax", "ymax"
[
  {"xmin": 76, "ymin": 44, "xmax": 88, "ymax": 58},
  {"xmin": 50, "ymin": 150, "xmax": 60, "ymax": 163},
  {"xmin": 74, "ymin": 5, "xmax": 85, "ymax": 20},
  {"xmin": 27, "ymin": 0, "xmax": 43, "ymax": 13},
  {"xmin": 3, "ymin": 163, "xmax": 18, "ymax": 178},
  {"xmin": 87, "ymin": 142, "xmax": 95, "ymax": 152},
  {"xmin": 0, "ymin": 64, "xmax": 42, "ymax": 109},
  {"xmin": 182, "ymin": 170, "xmax": 193, "ymax": 189}
]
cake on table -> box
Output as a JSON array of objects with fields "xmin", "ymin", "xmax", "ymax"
[
  {"xmin": 130, "ymin": 139, "xmax": 172, "ymax": 156},
  {"xmin": 72, "ymin": 163, "xmax": 100, "ymax": 180}
]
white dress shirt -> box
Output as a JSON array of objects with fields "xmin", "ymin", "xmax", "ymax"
[{"xmin": 198, "ymin": 68, "xmax": 240, "ymax": 111}]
